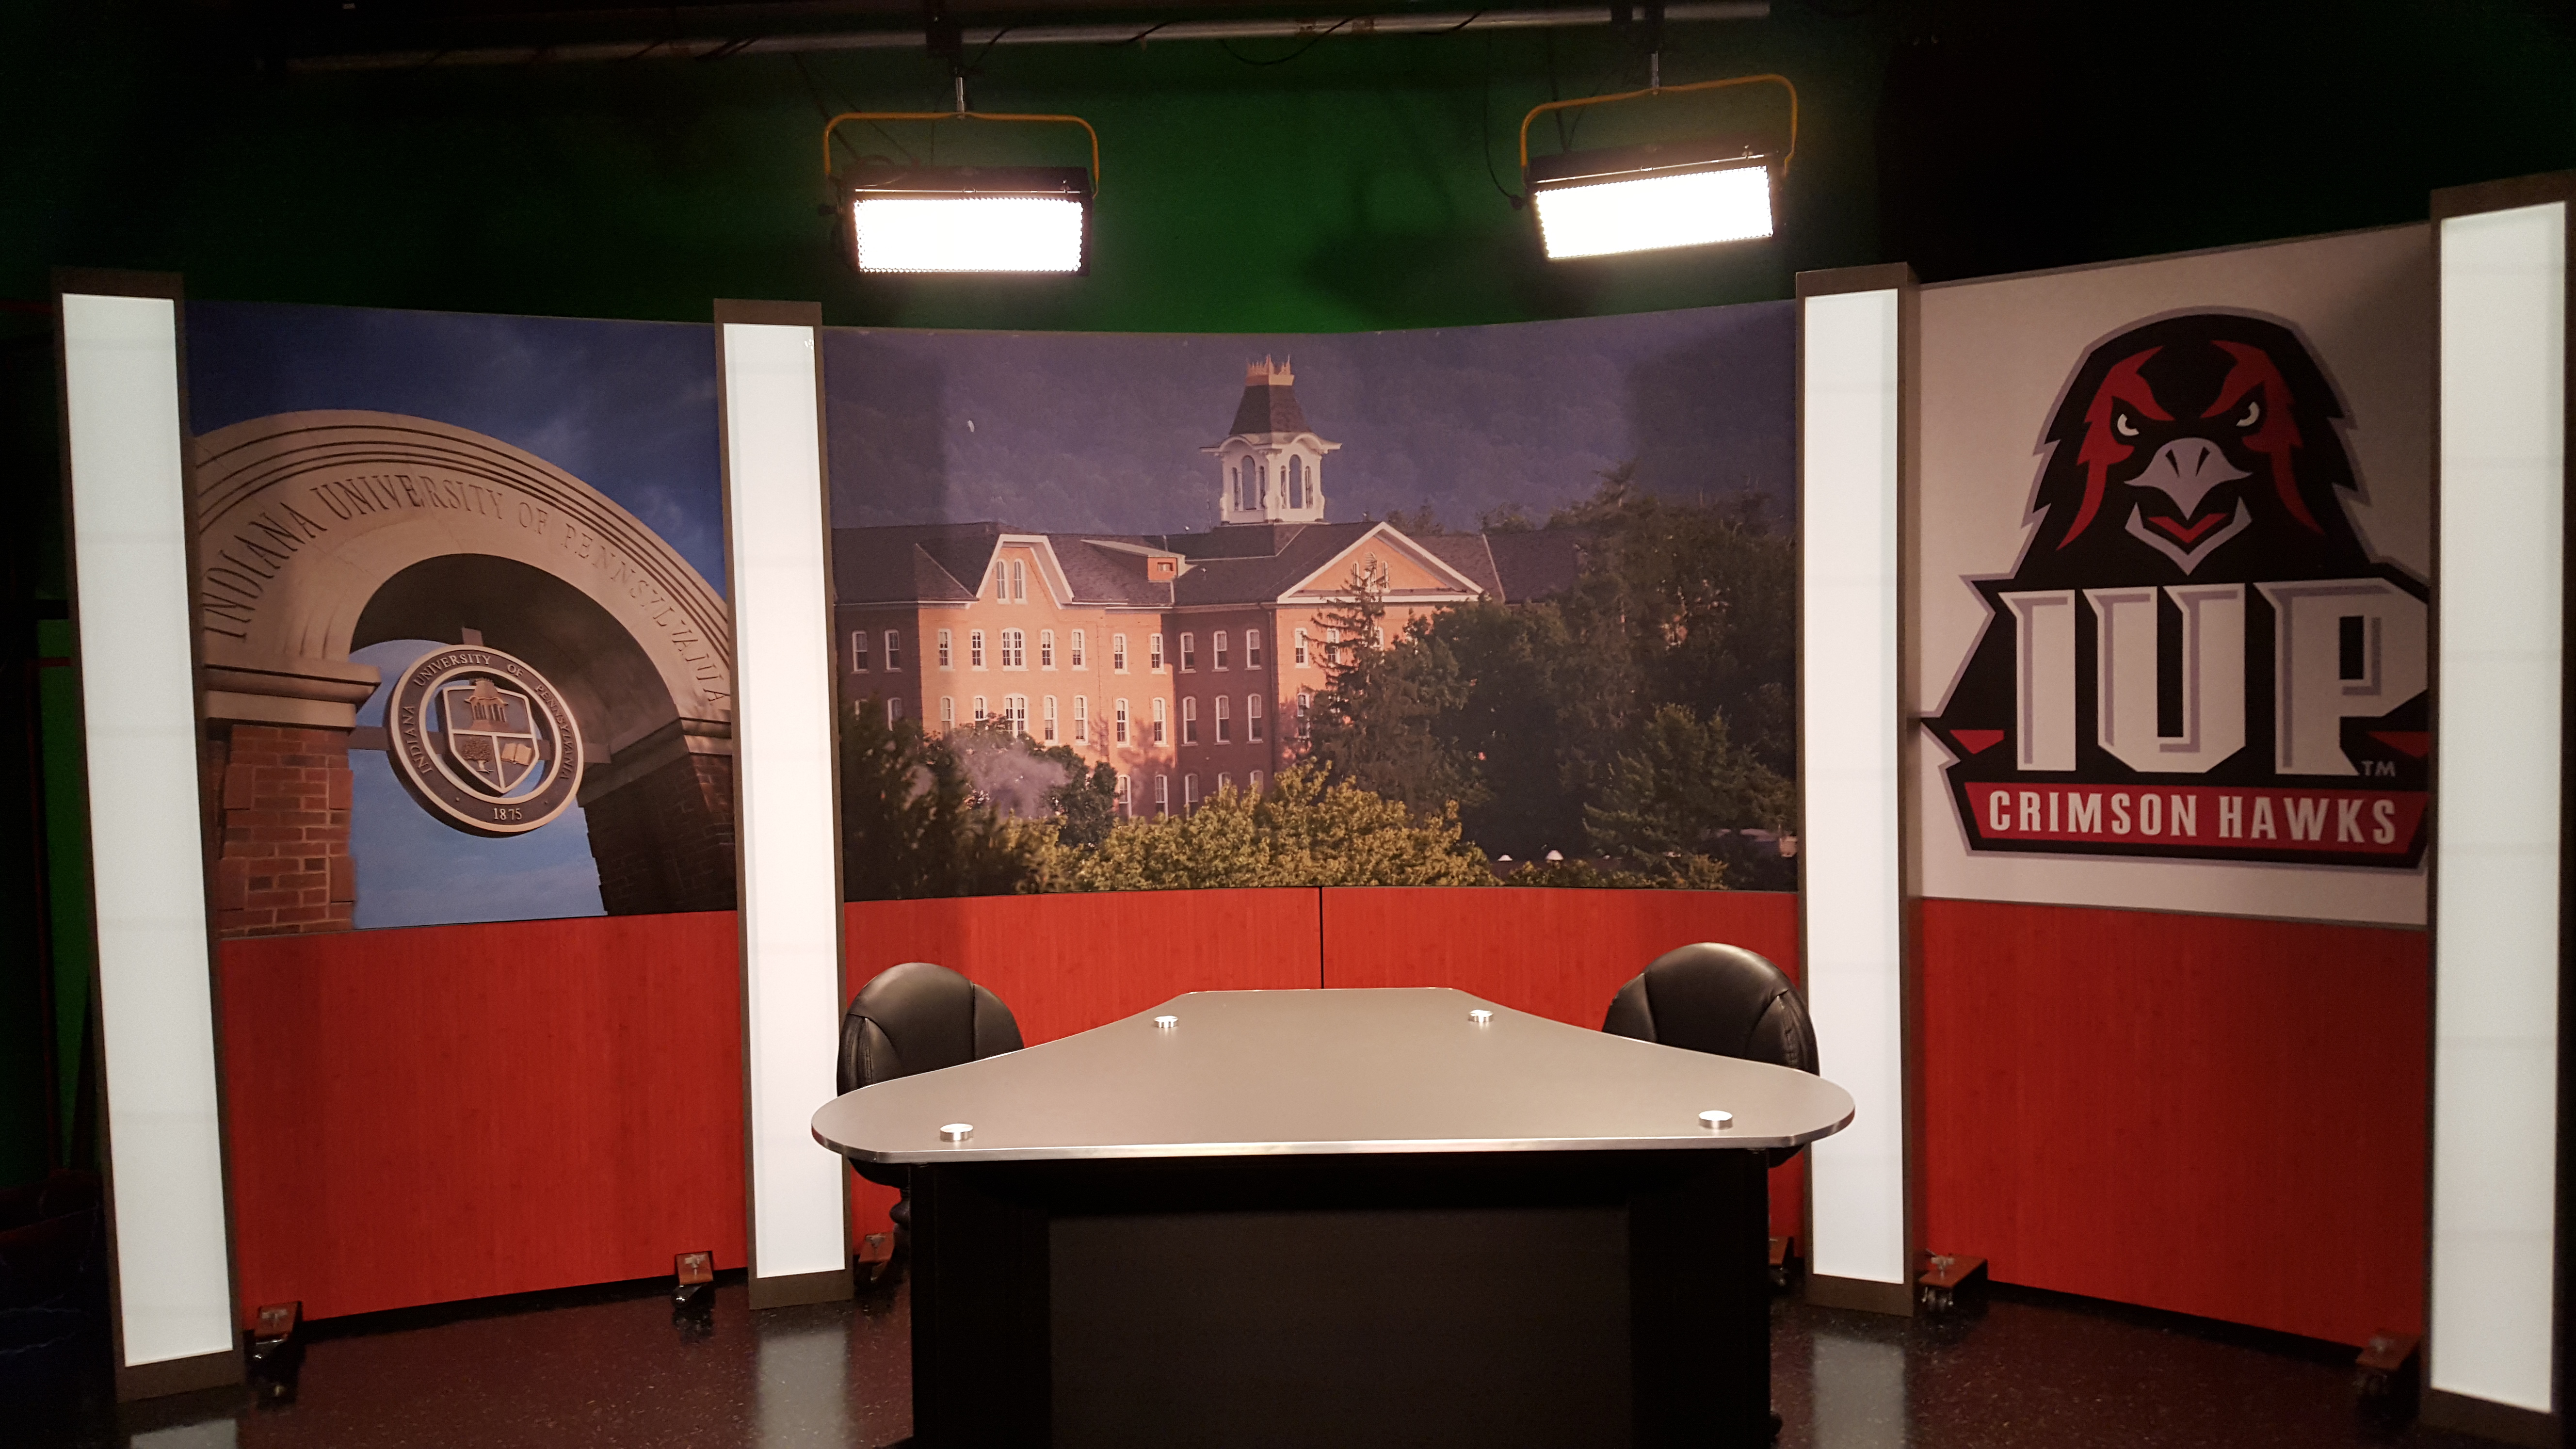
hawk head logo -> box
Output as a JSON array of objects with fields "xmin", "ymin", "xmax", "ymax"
[{"xmin": 2021, "ymin": 313, "xmax": 2372, "ymax": 586}]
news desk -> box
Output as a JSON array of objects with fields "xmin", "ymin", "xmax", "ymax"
[{"xmin": 811, "ymin": 987, "xmax": 1853, "ymax": 1449}]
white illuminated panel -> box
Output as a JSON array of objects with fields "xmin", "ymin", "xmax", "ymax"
[
  {"xmin": 721, "ymin": 319, "xmax": 849, "ymax": 1286},
  {"xmin": 2431, "ymin": 199, "xmax": 2564, "ymax": 1415},
  {"xmin": 1800, "ymin": 286, "xmax": 1908, "ymax": 1289},
  {"xmin": 60, "ymin": 291, "xmax": 236, "ymax": 1368},
  {"xmin": 851, "ymin": 196, "xmax": 1085, "ymax": 274},
  {"xmin": 1532, "ymin": 164, "xmax": 1773, "ymax": 260}
]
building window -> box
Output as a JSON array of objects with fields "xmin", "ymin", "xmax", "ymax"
[
  {"xmin": 1218, "ymin": 772, "xmax": 1232, "ymax": 795},
  {"xmin": 1001, "ymin": 629, "xmax": 1025, "ymax": 670},
  {"xmin": 1112, "ymin": 633, "xmax": 1128, "ymax": 672},
  {"xmin": 887, "ymin": 696, "xmax": 905, "ymax": 725},
  {"xmin": 974, "ymin": 695, "xmax": 989, "ymax": 724},
  {"xmin": 1114, "ymin": 698, "xmax": 1130, "ymax": 744},
  {"xmin": 1071, "ymin": 629, "xmax": 1087, "ymax": 669},
  {"xmin": 1180, "ymin": 632, "xmax": 1198, "ymax": 671},
  {"xmin": 1043, "ymin": 695, "xmax": 1059, "ymax": 743},
  {"xmin": 886, "ymin": 630, "xmax": 903, "ymax": 669},
  {"xmin": 938, "ymin": 628, "xmax": 953, "ymax": 669},
  {"xmin": 1040, "ymin": 629, "xmax": 1055, "ymax": 669},
  {"xmin": 1184, "ymin": 774, "xmax": 1199, "ymax": 812},
  {"xmin": 1074, "ymin": 696, "xmax": 1089, "ymax": 743},
  {"xmin": 1373, "ymin": 627, "xmax": 1386, "ymax": 649},
  {"xmin": 1010, "ymin": 560, "xmax": 1027, "ymax": 603},
  {"xmin": 1250, "ymin": 769, "xmax": 1264, "ymax": 793},
  {"xmin": 1326, "ymin": 628, "xmax": 1341, "ymax": 666},
  {"xmin": 1288, "ymin": 453, "xmax": 1306, "ymax": 509},
  {"xmin": 1152, "ymin": 698, "xmax": 1168, "ymax": 745},
  {"xmin": 1004, "ymin": 694, "xmax": 1027, "ymax": 736},
  {"xmin": 1213, "ymin": 632, "xmax": 1229, "ymax": 671},
  {"xmin": 1247, "ymin": 694, "xmax": 1265, "ymax": 742},
  {"xmin": 1294, "ymin": 628, "xmax": 1309, "ymax": 666},
  {"xmin": 1215, "ymin": 695, "xmax": 1231, "ymax": 743},
  {"xmin": 1154, "ymin": 773, "xmax": 1169, "ymax": 816},
  {"xmin": 970, "ymin": 630, "xmax": 986, "ymax": 669},
  {"xmin": 941, "ymin": 696, "xmax": 955, "ymax": 729},
  {"xmin": 852, "ymin": 630, "xmax": 870, "ymax": 671},
  {"xmin": 1117, "ymin": 772, "xmax": 1131, "ymax": 818},
  {"xmin": 1150, "ymin": 634, "xmax": 1166, "ymax": 671},
  {"xmin": 1297, "ymin": 688, "xmax": 1312, "ymax": 739},
  {"xmin": 1245, "ymin": 629, "xmax": 1262, "ymax": 668},
  {"xmin": 1182, "ymin": 697, "xmax": 1199, "ymax": 745}
]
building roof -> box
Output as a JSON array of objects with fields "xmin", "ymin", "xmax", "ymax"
[
  {"xmin": 1481, "ymin": 528, "xmax": 1592, "ymax": 603},
  {"xmin": 1224, "ymin": 360, "xmax": 1314, "ymax": 439},
  {"xmin": 832, "ymin": 519, "xmax": 1589, "ymax": 611}
]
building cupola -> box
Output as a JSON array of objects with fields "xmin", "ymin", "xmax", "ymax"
[{"xmin": 1204, "ymin": 355, "xmax": 1340, "ymax": 526}]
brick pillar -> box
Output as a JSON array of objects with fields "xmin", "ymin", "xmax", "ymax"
[
  {"xmin": 212, "ymin": 723, "xmax": 356, "ymax": 936},
  {"xmin": 582, "ymin": 748, "xmax": 738, "ymax": 916}
]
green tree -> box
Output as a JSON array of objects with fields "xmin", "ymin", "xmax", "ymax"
[
  {"xmin": 1043, "ymin": 766, "xmax": 1491, "ymax": 891},
  {"xmin": 1306, "ymin": 562, "xmax": 1481, "ymax": 818},
  {"xmin": 1582, "ymin": 703, "xmax": 1793, "ymax": 887},
  {"xmin": 837, "ymin": 704, "xmax": 1050, "ymax": 900}
]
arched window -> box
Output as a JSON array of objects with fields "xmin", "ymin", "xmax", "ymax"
[
  {"xmin": 1288, "ymin": 454, "xmax": 1305, "ymax": 509},
  {"xmin": 1184, "ymin": 774, "xmax": 1198, "ymax": 811},
  {"xmin": 1214, "ymin": 695, "xmax": 1231, "ymax": 742},
  {"xmin": 1042, "ymin": 695, "xmax": 1059, "ymax": 743},
  {"xmin": 1181, "ymin": 697, "xmax": 1198, "ymax": 745},
  {"xmin": 1073, "ymin": 696, "xmax": 1089, "ymax": 743},
  {"xmin": 1115, "ymin": 698, "xmax": 1130, "ymax": 744},
  {"xmin": 1247, "ymin": 694, "xmax": 1264, "ymax": 742},
  {"xmin": 1152, "ymin": 698, "xmax": 1169, "ymax": 745}
]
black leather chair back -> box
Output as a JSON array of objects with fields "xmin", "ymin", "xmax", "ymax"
[
  {"xmin": 838, "ymin": 962, "xmax": 1025, "ymax": 1096},
  {"xmin": 1601, "ymin": 942, "xmax": 1818, "ymax": 1076}
]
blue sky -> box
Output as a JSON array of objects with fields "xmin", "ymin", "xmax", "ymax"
[
  {"xmin": 823, "ymin": 300, "xmax": 1794, "ymax": 534},
  {"xmin": 188, "ymin": 301, "xmax": 728, "ymax": 591},
  {"xmin": 187, "ymin": 303, "xmax": 715, "ymax": 931}
]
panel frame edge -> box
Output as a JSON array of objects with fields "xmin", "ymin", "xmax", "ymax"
[
  {"xmin": 1793, "ymin": 260, "xmax": 1925, "ymax": 1315},
  {"xmin": 714, "ymin": 298, "xmax": 854, "ymax": 1308},
  {"xmin": 50, "ymin": 266, "xmax": 248, "ymax": 1398},
  {"xmin": 2424, "ymin": 170, "xmax": 2574, "ymax": 1440}
]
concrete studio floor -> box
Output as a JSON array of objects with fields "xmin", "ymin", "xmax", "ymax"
[{"xmin": 29, "ymin": 1273, "xmax": 2499, "ymax": 1449}]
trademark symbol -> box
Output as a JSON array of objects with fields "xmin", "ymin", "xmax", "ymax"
[{"xmin": 2363, "ymin": 760, "xmax": 2397, "ymax": 778}]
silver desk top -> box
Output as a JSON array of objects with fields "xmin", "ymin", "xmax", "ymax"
[{"xmin": 811, "ymin": 987, "xmax": 1856, "ymax": 1165}]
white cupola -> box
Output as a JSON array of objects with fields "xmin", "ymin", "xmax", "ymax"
[{"xmin": 1203, "ymin": 355, "xmax": 1340, "ymax": 526}]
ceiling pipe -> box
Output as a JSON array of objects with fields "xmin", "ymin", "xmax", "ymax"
[{"xmin": 283, "ymin": 2, "xmax": 1767, "ymax": 73}]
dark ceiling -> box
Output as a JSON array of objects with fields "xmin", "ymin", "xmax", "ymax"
[{"xmin": 218, "ymin": 0, "xmax": 1474, "ymax": 61}]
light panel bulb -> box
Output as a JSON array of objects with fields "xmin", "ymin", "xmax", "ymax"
[
  {"xmin": 850, "ymin": 196, "xmax": 1085, "ymax": 274},
  {"xmin": 1532, "ymin": 164, "xmax": 1773, "ymax": 260}
]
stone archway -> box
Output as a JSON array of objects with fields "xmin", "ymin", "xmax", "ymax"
[{"xmin": 191, "ymin": 411, "xmax": 736, "ymax": 934}]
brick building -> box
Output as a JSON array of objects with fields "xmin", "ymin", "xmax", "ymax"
[{"xmin": 831, "ymin": 357, "xmax": 1581, "ymax": 815}]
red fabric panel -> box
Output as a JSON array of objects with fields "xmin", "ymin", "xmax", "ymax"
[
  {"xmin": 1317, "ymin": 887, "xmax": 1807, "ymax": 1240},
  {"xmin": 842, "ymin": 888, "xmax": 1326, "ymax": 1237},
  {"xmin": 1918, "ymin": 898, "xmax": 2428, "ymax": 1346},
  {"xmin": 221, "ymin": 912, "xmax": 746, "ymax": 1325}
]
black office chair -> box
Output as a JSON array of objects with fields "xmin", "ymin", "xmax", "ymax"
[
  {"xmin": 838, "ymin": 962, "xmax": 1024, "ymax": 1271},
  {"xmin": 1601, "ymin": 942, "xmax": 1819, "ymax": 1164}
]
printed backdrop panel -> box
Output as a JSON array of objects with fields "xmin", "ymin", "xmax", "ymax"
[
  {"xmin": 821, "ymin": 307, "xmax": 1803, "ymax": 902},
  {"xmin": 186, "ymin": 304, "xmax": 734, "ymax": 934},
  {"xmin": 1912, "ymin": 225, "xmax": 2433, "ymax": 925}
]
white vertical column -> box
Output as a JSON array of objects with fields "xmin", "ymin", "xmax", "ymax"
[
  {"xmin": 1800, "ymin": 279, "xmax": 1912, "ymax": 1303},
  {"xmin": 2431, "ymin": 195, "xmax": 2565, "ymax": 1425},
  {"xmin": 59, "ymin": 285, "xmax": 240, "ymax": 1390},
  {"xmin": 718, "ymin": 306, "xmax": 851, "ymax": 1307}
]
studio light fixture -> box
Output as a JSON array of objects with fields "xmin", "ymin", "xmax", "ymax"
[
  {"xmin": 824, "ymin": 105, "xmax": 1099, "ymax": 275},
  {"xmin": 1520, "ymin": 72, "xmax": 1797, "ymax": 261}
]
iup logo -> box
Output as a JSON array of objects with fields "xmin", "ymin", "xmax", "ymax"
[{"xmin": 1925, "ymin": 312, "xmax": 2428, "ymax": 869}]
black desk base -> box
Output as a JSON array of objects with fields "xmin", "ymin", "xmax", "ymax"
[{"xmin": 905, "ymin": 1150, "xmax": 1771, "ymax": 1449}]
